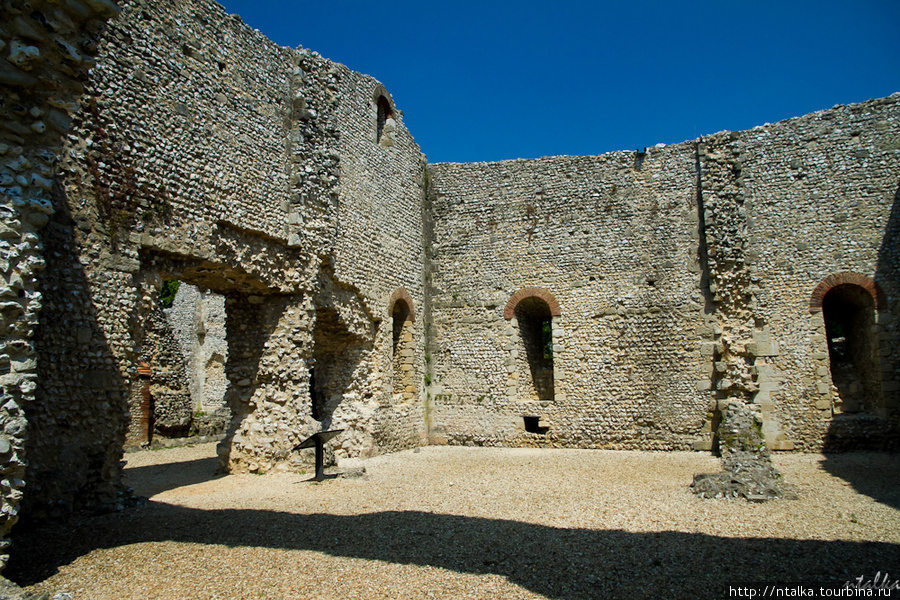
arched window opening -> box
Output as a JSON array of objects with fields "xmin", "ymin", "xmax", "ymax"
[
  {"xmin": 822, "ymin": 284, "xmax": 880, "ymax": 413},
  {"xmin": 376, "ymin": 95, "xmax": 392, "ymax": 144},
  {"xmin": 391, "ymin": 299, "xmax": 414, "ymax": 402},
  {"xmin": 514, "ymin": 296, "xmax": 555, "ymax": 402}
]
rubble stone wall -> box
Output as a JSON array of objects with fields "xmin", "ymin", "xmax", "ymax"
[
  {"xmin": 19, "ymin": 0, "xmax": 429, "ymax": 530},
  {"xmin": 724, "ymin": 96, "xmax": 900, "ymax": 450},
  {"xmin": 427, "ymin": 95, "xmax": 900, "ymax": 452},
  {"xmin": 0, "ymin": 0, "xmax": 122, "ymax": 563},
  {"xmin": 331, "ymin": 67, "xmax": 429, "ymax": 454},
  {"xmin": 427, "ymin": 147, "xmax": 711, "ymax": 449},
  {"xmin": 0, "ymin": 0, "xmax": 896, "ymax": 575}
]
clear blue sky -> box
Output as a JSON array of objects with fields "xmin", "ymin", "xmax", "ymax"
[{"xmin": 215, "ymin": 0, "xmax": 899, "ymax": 164}]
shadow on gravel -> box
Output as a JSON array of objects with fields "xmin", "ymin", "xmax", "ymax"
[
  {"xmin": 123, "ymin": 455, "xmax": 223, "ymax": 498},
  {"xmin": 7, "ymin": 504, "xmax": 898, "ymax": 599},
  {"xmin": 818, "ymin": 453, "xmax": 900, "ymax": 511}
]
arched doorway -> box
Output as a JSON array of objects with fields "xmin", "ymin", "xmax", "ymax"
[
  {"xmin": 822, "ymin": 284, "xmax": 880, "ymax": 413},
  {"xmin": 810, "ymin": 273, "xmax": 886, "ymax": 416}
]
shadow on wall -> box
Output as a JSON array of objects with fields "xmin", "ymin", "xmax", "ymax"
[
  {"xmin": 820, "ymin": 180, "xmax": 900, "ymax": 504},
  {"xmin": 6, "ymin": 482, "xmax": 898, "ymax": 599},
  {"xmin": 26, "ymin": 196, "xmax": 128, "ymax": 524}
]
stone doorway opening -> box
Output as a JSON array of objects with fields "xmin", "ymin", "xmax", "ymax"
[
  {"xmin": 309, "ymin": 265, "xmax": 376, "ymax": 429},
  {"xmin": 134, "ymin": 279, "xmax": 231, "ymax": 445},
  {"xmin": 822, "ymin": 283, "xmax": 882, "ymax": 414}
]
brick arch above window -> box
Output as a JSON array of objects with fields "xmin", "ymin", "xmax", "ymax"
[
  {"xmin": 809, "ymin": 272, "xmax": 886, "ymax": 313},
  {"xmin": 388, "ymin": 288, "xmax": 415, "ymax": 322},
  {"xmin": 504, "ymin": 287, "xmax": 561, "ymax": 320}
]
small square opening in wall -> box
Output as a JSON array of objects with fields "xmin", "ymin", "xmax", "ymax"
[{"xmin": 523, "ymin": 416, "xmax": 548, "ymax": 435}]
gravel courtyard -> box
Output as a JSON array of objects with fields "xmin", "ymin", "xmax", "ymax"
[{"xmin": 7, "ymin": 443, "xmax": 900, "ymax": 599}]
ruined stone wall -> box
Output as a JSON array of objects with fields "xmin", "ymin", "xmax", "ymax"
[
  {"xmin": 25, "ymin": 0, "xmax": 305, "ymax": 524},
  {"xmin": 428, "ymin": 96, "xmax": 900, "ymax": 453},
  {"xmin": 0, "ymin": 0, "xmax": 122, "ymax": 562},
  {"xmin": 331, "ymin": 68, "xmax": 429, "ymax": 454},
  {"xmin": 427, "ymin": 147, "xmax": 711, "ymax": 449},
  {"xmin": 717, "ymin": 94, "xmax": 900, "ymax": 451},
  {"xmin": 2, "ymin": 0, "xmax": 897, "ymax": 575},
  {"xmin": 165, "ymin": 283, "xmax": 227, "ymax": 413},
  {"xmin": 27, "ymin": 0, "xmax": 431, "ymax": 501}
]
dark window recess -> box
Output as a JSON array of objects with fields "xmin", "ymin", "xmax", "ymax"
[
  {"xmin": 376, "ymin": 96, "xmax": 392, "ymax": 143},
  {"xmin": 515, "ymin": 296, "xmax": 555, "ymax": 402},
  {"xmin": 309, "ymin": 368, "xmax": 320, "ymax": 420},
  {"xmin": 822, "ymin": 283, "xmax": 881, "ymax": 414},
  {"xmin": 523, "ymin": 416, "xmax": 548, "ymax": 434}
]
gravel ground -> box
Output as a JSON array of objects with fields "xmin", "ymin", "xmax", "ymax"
[{"xmin": 7, "ymin": 443, "xmax": 900, "ymax": 599}]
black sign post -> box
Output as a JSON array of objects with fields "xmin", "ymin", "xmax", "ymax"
[{"xmin": 294, "ymin": 429, "xmax": 344, "ymax": 481}]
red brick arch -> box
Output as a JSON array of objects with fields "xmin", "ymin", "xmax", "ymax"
[
  {"xmin": 504, "ymin": 287, "xmax": 561, "ymax": 320},
  {"xmin": 809, "ymin": 272, "xmax": 886, "ymax": 313},
  {"xmin": 387, "ymin": 288, "xmax": 415, "ymax": 322}
]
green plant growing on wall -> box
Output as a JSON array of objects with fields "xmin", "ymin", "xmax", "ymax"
[
  {"xmin": 542, "ymin": 320, "xmax": 553, "ymax": 359},
  {"xmin": 159, "ymin": 280, "xmax": 180, "ymax": 308}
]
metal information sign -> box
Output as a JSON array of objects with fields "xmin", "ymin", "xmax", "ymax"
[{"xmin": 294, "ymin": 429, "xmax": 344, "ymax": 481}]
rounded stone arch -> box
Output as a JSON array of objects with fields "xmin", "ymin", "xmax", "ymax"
[
  {"xmin": 371, "ymin": 83, "xmax": 396, "ymax": 111},
  {"xmin": 387, "ymin": 288, "xmax": 415, "ymax": 322},
  {"xmin": 373, "ymin": 84, "xmax": 396, "ymax": 145},
  {"xmin": 504, "ymin": 287, "xmax": 561, "ymax": 320},
  {"xmin": 387, "ymin": 288, "xmax": 416, "ymax": 403},
  {"xmin": 810, "ymin": 271, "xmax": 886, "ymax": 416},
  {"xmin": 809, "ymin": 272, "xmax": 886, "ymax": 313}
]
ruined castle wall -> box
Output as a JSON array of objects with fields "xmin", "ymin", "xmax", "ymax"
[
  {"xmin": 726, "ymin": 94, "xmax": 900, "ymax": 450},
  {"xmin": 427, "ymin": 146, "xmax": 711, "ymax": 449},
  {"xmin": 165, "ymin": 283, "xmax": 227, "ymax": 413},
  {"xmin": 74, "ymin": 0, "xmax": 296, "ymax": 250},
  {"xmin": 26, "ymin": 0, "xmax": 314, "ymax": 520},
  {"xmin": 328, "ymin": 69, "xmax": 429, "ymax": 452},
  {"xmin": 0, "ymin": 0, "xmax": 122, "ymax": 559}
]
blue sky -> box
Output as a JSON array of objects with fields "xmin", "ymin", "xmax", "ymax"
[{"xmin": 215, "ymin": 1, "xmax": 899, "ymax": 164}]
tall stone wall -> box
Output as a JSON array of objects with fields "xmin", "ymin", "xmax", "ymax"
[
  {"xmin": 20, "ymin": 0, "xmax": 429, "ymax": 528},
  {"xmin": 331, "ymin": 68, "xmax": 429, "ymax": 453},
  {"xmin": 427, "ymin": 146, "xmax": 711, "ymax": 449},
  {"xmin": 427, "ymin": 95, "xmax": 900, "ymax": 452},
  {"xmin": 26, "ymin": 0, "xmax": 302, "ymax": 524},
  {"xmin": 715, "ymin": 94, "xmax": 900, "ymax": 450},
  {"xmin": 0, "ymin": 0, "xmax": 122, "ymax": 564}
]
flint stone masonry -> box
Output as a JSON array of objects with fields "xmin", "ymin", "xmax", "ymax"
[
  {"xmin": 165, "ymin": 283, "xmax": 228, "ymax": 413},
  {"xmin": 0, "ymin": 0, "xmax": 896, "ymax": 573}
]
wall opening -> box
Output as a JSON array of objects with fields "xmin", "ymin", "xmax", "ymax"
[
  {"xmin": 523, "ymin": 415, "xmax": 548, "ymax": 435},
  {"xmin": 309, "ymin": 306, "xmax": 373, "ymax": 425},
  {"xmin": 391, "ymin": 299, "xmax": 415, "ymax": 402},
  {"xmin": 376, "ymin": 95, "xmax": 392, "ymax": 144},
  {"xmin": 822, "ymin": 283, "xmax": 881, "ymax": 413},
  {"xmin": 514, "ymin": 296, "xmax": 555, "ymax": 402},
  {"xmin": 138, "ymin": 279, "xmax": 193, "ymax": 439},
  {"xmin": 309, "ymin": 367, "xmax": 320, "ymax": 420}
]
